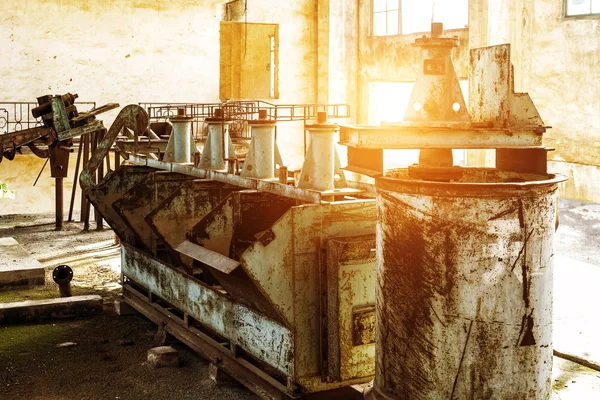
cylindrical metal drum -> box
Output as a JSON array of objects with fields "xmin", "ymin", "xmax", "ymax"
[
  {"xmin": 305, "ymin": 126, "xmax": 336, "ymax": 191},
  {"xmin": 203, "ymin": 121, "xmax": 231, "ymax": 170},
  {"xmin": 243, "ymin": 120, "xmax": 276, "ymax": 179},
  {"xmin": 367, "ymin": 168, "xmax": 566, "ymax": 400},
  {"xmin": 170, "ymin": 116, "xmax": 193, "ymax": 163},
  {"xmin": 298, "ymin": 111, "xmax": 339, "ymax": 191}
]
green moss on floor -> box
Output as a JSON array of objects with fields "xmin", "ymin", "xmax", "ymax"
[
  {"xmin": 0, "ymin": 284, "xmax": 106, "ymax": 303},
  {"xmin": 0, "ymin": 323, "xmax": 68, "ymax": 356}
]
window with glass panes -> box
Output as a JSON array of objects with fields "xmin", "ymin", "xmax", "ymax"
[
  {"xmin": 565, "ymin": 0, "xmax": 600, "ymax": 16},
  {"xmin": 372, "ymin": 0, "xmax": 468, "ymax": 36}
]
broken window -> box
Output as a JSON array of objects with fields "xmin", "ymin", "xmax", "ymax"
[
  {"xmin": 372, "ymin": 0, "xmax": 468, "ymax": 36},
  {"xmin": 565, "ymin": 0, "xmax": 600, "ymax": 16}
]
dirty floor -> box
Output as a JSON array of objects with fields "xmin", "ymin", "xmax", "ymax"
[{"xmin": 0, "ymin": 199, "xmax": 599, "ymax": 399}]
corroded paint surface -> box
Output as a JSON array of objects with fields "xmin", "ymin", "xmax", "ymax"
[
  {"xmin": 121, "ymin": 243, "xmax": 294, "ymax": 375},
  {"xmin": 469, "ymin": 0, "xmax": 600, "ymax": 201},
  {"xmin": 372, "ymin": 169, "xmax": 561, "ymax": 399}
]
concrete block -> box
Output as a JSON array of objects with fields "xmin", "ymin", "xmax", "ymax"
[
  {"xmin": 0, "ymin": 237, "xmax": 45, "ymax": 287},
  {"xmin": 0, "ymin": 295, "xmax": 103, "ymax": 324},
  {"xmin": 114, "ymin": 298, "xmax": 138, "ymax": 316},
  {"xmin": 208, "ymin": 362, "xmax": 235, "ymax": 385},
  {"xmin": 147, "ymin": 346, "xmax": 179, "ymax": 368}
]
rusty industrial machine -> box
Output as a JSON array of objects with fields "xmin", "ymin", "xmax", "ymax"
[
  {"xmin": 80, "ymin": 23, "xmax": 564, "ymax": 400},
  {"xmin": 0, "ymin": 93, "xmax": 118, "ymax": 229}
]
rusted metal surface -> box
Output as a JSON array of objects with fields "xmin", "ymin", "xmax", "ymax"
[
  {"xmin": 145, "ymin": 179, "xmax": 240, "ymax": 266},
  {"xmin": 122, "ymin": 284, "xmax": 300, "ymax": 400},
  {"xmin": 352, "ymin": 306, "xmax": 375, "ymax": 347},
  {"xmin": 176, "ymin": 240, "xmax": 240, "ymax": 274},
  {"xmin": 239, "ymin": 200, "xmax": 377, "ymax": 391},
  {"xmin": 297, "ymin": 120, "xmax": 339, "ymax": 191},
  {"xmin": 369, "ymin": 169, "xmax": 566, "ymax": 400},
  {"xmin": 403, "ymin": 29, "xmax": 469, "ymax": 124},
  {"xmin": 339, "ymin": 42, "xmax": 547, "ymax": 153},
  {"xmin": 324, "ymin": 235, "xmax": 376, "ymax": 382},
  {"xmin": 80, "ymin": 105, "xmax": 150, "ymax": 239},
  {"xmin": 241, "ymin": 118, "xmax": 280, "ymax": 179},
  {"xmin": 0, "ymin": 126, "xmax": 52, "ymax": 158},
  {"xmin": 496, "ymin": 148, "xmax": 549, "ymax": 175},
  {"xmin": 112, "ymin": 171, "xmax": 194, "ymax": 251},
  {"xmin": 199, "ymin": 119, "xmax": 236, "ymax": 170},
  {"xmin": 469, "ymin": 44, "xmax": 543, "ymax": 128},
  {"xmin": 128, "ymin": 154, "xmax": 324, "ymax": 204},
  {"xmin": 185, "ymin": 190, "xmax": 294, "ymax": 325},
  {"xmin": 339, "ymin": 124, "xmax": 544, "ymax": 149},
  {"xmin": 121, "ymin": 243, "xmax": 294, "ymax": 376}
]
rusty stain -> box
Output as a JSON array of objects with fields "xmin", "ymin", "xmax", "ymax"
[{"xmin": 373, "ymin": 166, "xmax": 561, "ymax": 399}]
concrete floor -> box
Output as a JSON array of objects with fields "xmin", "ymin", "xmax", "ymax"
[
  {"xmin": 0, "ymin": 198, "xmax": 599, "ymax": 399},
  {"xmin": 552, "ymin": 199, "xmax": 600, "ymax": 398}
]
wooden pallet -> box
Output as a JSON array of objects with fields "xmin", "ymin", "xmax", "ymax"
[{"xmin": 122, "ymin": 283, "xmax": 362, "ymax": 400}]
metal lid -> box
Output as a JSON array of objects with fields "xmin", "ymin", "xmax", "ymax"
[
  {"xmin": 305, "ymin": 111, "xmax": 339, "ymax": 129},
  {"xmin": 413, "ymin": 22, "xmax": 459, "ymax": 48},
  {"xmin": 247, "ymin": 109, "xmax": 275, "ymax": 125},
  {"xmin": 169, "ymin": 108, "xmax": 193, "ymax": 122},
  {"xmin": 205, "ymin": 107, "xmax": 232, "ymax": 122}
]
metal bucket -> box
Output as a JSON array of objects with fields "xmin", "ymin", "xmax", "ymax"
[{"xmin": 368, "ymin": 168, "xmax": 566, "ymax": 399}]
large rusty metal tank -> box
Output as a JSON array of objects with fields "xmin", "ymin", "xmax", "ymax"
[
  {"xmin": 369, "ymin": 168, "xmax": 564, "ymax": 399},
  {"xmin": 339, "ymin": 22, "xmax": 568, "ymax": 400}
]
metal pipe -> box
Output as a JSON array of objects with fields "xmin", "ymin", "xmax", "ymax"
[
  {"xmin": 68, "ymin": 138, "xmax": 83, "ymax": 222},
  {"xmin": 243, "ymin": 110, "xmax": 276, "ymax": 179},
  {"xmin": 55, "ymin": 177, "xmax": 63, "ymax": 231},
  {"xmin": 367, "ymin": 169, "xmax": 566, "ymax": 400},
  {"xmin": 170, "ymin": 112, "xmax": 193, "ymax": 164},
  {"xmin": 202, "ymin": 121, "xmax": 231, "ymax": 170},
  {"xmin": 52, "ymin": 264, "xmax": 73, "ymax": 297},
  {"xmin": 96, "ymin": 130, "xmax": 104, "ymax": 231},
  {"xmin": 298, "ymin": 112, "xmax": 338, "ymax": 191},
  {"xmin": 80, "ymin": 134, "xmax": 89, "ymax": 224}
]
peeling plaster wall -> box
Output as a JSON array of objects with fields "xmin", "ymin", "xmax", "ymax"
[
  {"xmin": 0, "ymin": 0, "xmax": 320, "ymax": 214},
  {"xmin": 0, "ymin": 151, "xmax": 83, "ymax": 215},
  {"xmin": 470, "ymin": 0, "xmax": 600, "ymax": 203}
]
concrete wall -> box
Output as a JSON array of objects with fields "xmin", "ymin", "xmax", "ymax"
[
  {"xmin": 470, "ymin": 0, "xmax": 600, "ymax": 202},
  {"xmin": 0, "ymin": 0, "xmax": 320, "ymax": 214},
  {"xmin": 0, "ymin": 151, "xmax": 83, "ymax": 215}
]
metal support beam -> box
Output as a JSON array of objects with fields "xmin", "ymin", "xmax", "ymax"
[{"xmin": 55, "ymin": 177, "xmax": 63, "ymax": 231}]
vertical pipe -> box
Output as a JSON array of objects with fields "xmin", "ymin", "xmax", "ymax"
[
  {"xmin": 79, "ymin": 135, "xmax": 90, "ymax": 223},
  {"xmin": 171, "ymin": 111, "xmax": 193, "ymax": 163},
  {"xmin": 68, "ymin": 138, "xmax": 83, "ymax": 222},
  {"xmin": 278, "ymin": 166, "xmax": 288, "ymax": 184},
  {"xmin": 206, "ymin": 122, "xmax": 230, "ymax": 170},
  {"xmin": 199, "ymin": 109, "xmax": 231, "ymax": 170},
  {"xmin": 297, "ymin": 112, "xmax": 338, "ymax": 191},
  {"xmin": 95, "ymin": 130, "xmax": 103, "ymax": 230},
  {"xmin": 115, "ymin": 148, "xmax": 121, "ymax": 169},
  {"xmin": 243, "ymin": 109, "xmax": 276, "ymax": 179},
  {"xmin": 55, "ymin": 177, "xmax": 63, "ymax": 231}
]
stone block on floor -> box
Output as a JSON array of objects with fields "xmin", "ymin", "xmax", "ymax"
[
  {"xmin": 147, "ymin": 346, "xmax": 180, "ymax": 368},
  {"xmin": 114, "ymin": 297, "xmax": 138, "ymax": 316},
  {"xmin": 0, "ymin": 237, "xmax": 45, "ymax": 287},
  {"xmin": 0, "ymin": 295, "xmax": 103, "ymax": 324}
]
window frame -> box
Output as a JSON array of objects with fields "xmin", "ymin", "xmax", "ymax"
[
  {"xmin": 370, "ymin": 0, "xmax": 469, "ymax": 37},
  {"xmin": 563, "ymin": 0, "xmax": 600, "ymax": 18},
  {"xmin": 371, "ymin": 0, "xmax": 402, "ymax": 37}
]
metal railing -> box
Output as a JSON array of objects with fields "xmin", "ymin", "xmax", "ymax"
[
  {"xmin": 139, "ymin": 100, "xmax": 351, "ymax": 143},
  {"xmin": 0, "ymin": 101, "xmax": 96, "ymax": 135}
]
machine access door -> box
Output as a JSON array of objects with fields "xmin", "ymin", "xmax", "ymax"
[{"xmin": 219, "ymin": 22, "xmax": 279, "ymax": 100}]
